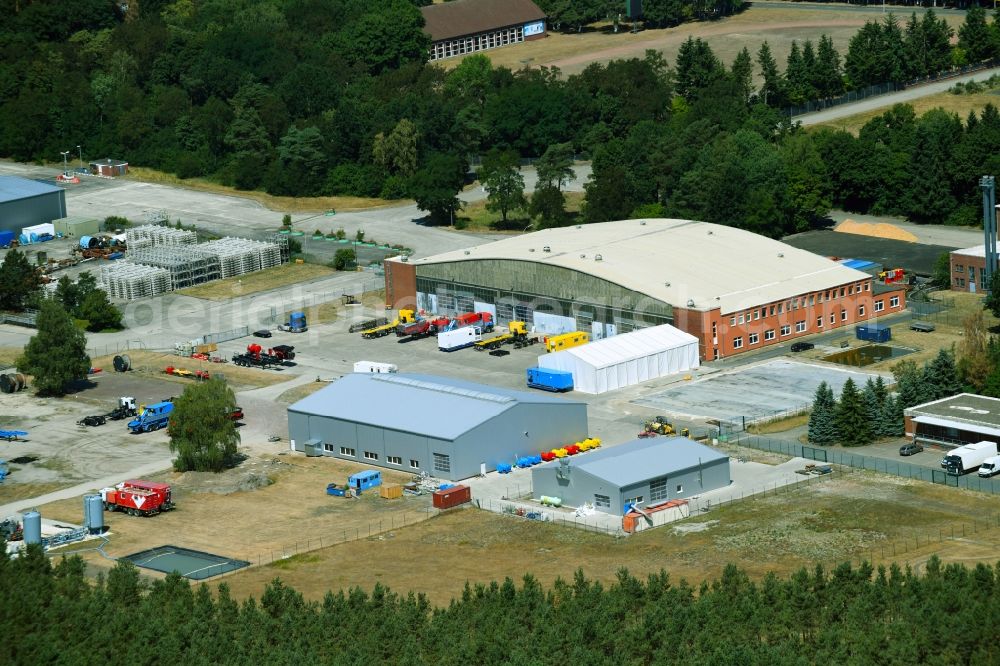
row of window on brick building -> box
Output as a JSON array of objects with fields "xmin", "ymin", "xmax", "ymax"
[
  {"xmin": 727, "ymin": 281, "xmax": 871, "ymax": 328},
  {"xmin": 953, "ymin": 263, "xmax": 985, "ymax": 289}
]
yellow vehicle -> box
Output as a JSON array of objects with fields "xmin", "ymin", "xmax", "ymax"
[
  {"xmin": 643, "ymin": 416, "xmax": 674, "ymax": 435},
  {"xmin": 545, "ymin": 331, "xmax": 589, "ymax": 353},
  {"xmin": 361, "ymin": 310, "xmax": 416, "ymax": 339},
  {"xmin": 473, "ymin": 321, "xmax": 530, "ymax": 351}
]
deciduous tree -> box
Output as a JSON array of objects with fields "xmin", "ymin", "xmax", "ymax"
[
  {"xmin": 0, "ymin": 249, "xmax": 41, "ymax": 312},
  {"xmin": 479, "ymin": 148, "xmax": 526, "ymax": 224},
  {"xmin": 16, "ymin": 300, "xmax": 90, "ymax": 397},
  {"xmin": 168, "ymin": 378, "xmax": 240, "ymax": 473}
]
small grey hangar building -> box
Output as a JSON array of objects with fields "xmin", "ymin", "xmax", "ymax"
[
  {"xmin": 0, "ymin": 176, "xmax": 68, "ymax": 234},
  {"xmin": 532, "ymin": 437, "xmax": 731, "ymax": 515},
  {"xmin": 287, "ymin": 373, "xmax": 587, "ymax": 481}
]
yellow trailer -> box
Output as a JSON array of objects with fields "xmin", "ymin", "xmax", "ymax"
[{"xmin": 544, "ymin": 331, "xmax": 589, "ymax": 353}]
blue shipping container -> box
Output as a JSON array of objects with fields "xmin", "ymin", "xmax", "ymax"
[
  {"xmin": 855, "ymin": 324, "xmax": 891, "ymax": 343},
  {"xmin": 526, "ymin": 367, "xmax": 573, "ymax": 392},
  {"xmin": 0, "ymin": 231, "xmax": 14, "ymax": 248}
]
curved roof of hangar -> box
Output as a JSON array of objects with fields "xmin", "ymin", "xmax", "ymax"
[{"xmin": 409, "ymin": 219, "xmax": 870, "ymax": 314}]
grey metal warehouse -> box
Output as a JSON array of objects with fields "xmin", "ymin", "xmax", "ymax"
[
  {"xmin": 0, "ymin": 176, "xmax": 67, "ymax": 234},
  {"xmin": 287, "ymin": 373, "xmax": 588, "ymax": 481},
  {"xmin": 532, "ymin": 437, "xmax": 731, "ymax": 515}
]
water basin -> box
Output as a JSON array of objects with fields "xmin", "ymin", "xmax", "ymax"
[{"xmin": 822, "ymin": 344, "xmax": 913, "ymax": 367}]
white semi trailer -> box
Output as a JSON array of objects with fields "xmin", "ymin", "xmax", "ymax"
[{"xmin": 944, "ymin": 441, "xmax": 998, "ymax": 475}]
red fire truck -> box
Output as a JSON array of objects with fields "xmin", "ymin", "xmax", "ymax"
[{"xmin": 100, "ymin": 480, "xmax": 174, "ymax": 517}]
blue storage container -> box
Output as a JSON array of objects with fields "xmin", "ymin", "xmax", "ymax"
[
  {"xmin": 526, "ymin": 367, "xmax": 574, "ymax": 392},
  {"xmin": 0, "ymin": 230, "xmax": 14, "ymax": 248},
  {"xmin": 855, "ymin": 324, "xmax": 891, "ymax": 343}
]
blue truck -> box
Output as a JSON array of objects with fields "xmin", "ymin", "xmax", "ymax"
[
  {"xmin": 127, "ymin": 401, "xmax": 174, "ymax": 433},
  {"xmin": 526, "ymin": 367, "xmax": 574, "ymax": 392}
]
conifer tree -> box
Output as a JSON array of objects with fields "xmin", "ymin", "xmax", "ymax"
[
  {"xmin": 808, "ymin": 381, "xmax": 838, "ymax": 445},
  {"xmin": 861, "ymin": 378, "xmax": 882, "ymax": 430},
  {"xmin": 878, "ymin": 393, "xmax": 904, "ymax": 437},
  {"xmin": 923, "ymin": 348, "xmax": 962, "ymax": 400},
  {"xmin": 836, "ymin": 378, "xmax": 872, "ymax": 447},
  {"xmin": 757, "ymin": 41, "xmax": 784, "ymax": 107}
]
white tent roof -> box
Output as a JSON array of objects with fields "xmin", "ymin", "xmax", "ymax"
[
  {"xmin": 538, "ymin": 324, "xmax": 699, "ymax": 394},
  {"xmin": 557, "ymin": 325, "xmax": 698, "ymax": 369}
]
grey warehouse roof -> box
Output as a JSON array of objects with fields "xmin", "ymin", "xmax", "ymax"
[
  {"xmin": 0, "ymin": 176, "xmax": 63, "ymax": 204},
  {"xmin": 564, "ymin": 437, "xmax": 728, "ymax": 487},
  {"xmin": 905, "ymin": 393, "xmax": 1000, "ymax": 429},
  {"xmin": 289, "ymin": 372, "xmax": 581, "ymax": 441}
]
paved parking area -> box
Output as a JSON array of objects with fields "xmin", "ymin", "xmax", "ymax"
[{"xmin": 635, "ymin": 359, "xmax": 887, "ymax": 423}]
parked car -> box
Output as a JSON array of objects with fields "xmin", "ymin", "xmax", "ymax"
[
  {"xmin": 790, "ymin": 342, "xmax": 814, "ymax": 352},
  {"xmin": 899, "ymin": 442, "xmax": 924, "ymax": 456},
  {"xmin": 253, "ymin": 329, "xmax": 272, "ymax": 338}
]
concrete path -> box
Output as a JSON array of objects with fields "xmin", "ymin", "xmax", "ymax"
[
  {"xmin": 796, "ymin": 66, "xmax": 1000, "ymax": 126},
  {"xmin": 0, "ymin": 457, "xmax": 172, "ymax": 518}
]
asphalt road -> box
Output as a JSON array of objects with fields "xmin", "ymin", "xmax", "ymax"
[{"xmin": 796, "ymin": 65, "xmax": 1000, "ymax": 126}]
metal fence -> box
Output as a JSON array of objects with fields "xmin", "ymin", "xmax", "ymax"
[
  {"xmin": 787, "ymin": 59, "xmax": 1000, "ymax": 118},
  {"xmin": 734, "ymin": 434, "xmax": 1000, "ymax": 495}
]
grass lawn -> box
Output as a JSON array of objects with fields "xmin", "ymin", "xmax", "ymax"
[
  {"xmin": 126, "ymin": 167, "xmax": 403, "ymax": 214},
  {"xmin": 457, "ymin": 191, "xmax": 585, "ymax": 232},
  {"xmin": 177, "ymin": 263, "xmax": 335, "ymax": 301},
  {"xmin": 810, "ymin": 89, "xmax": 1000, "ymax": 135},
  {"xmin": 747, "ymin": 412, "xmax": 809, "ymax": 435},
  {"xmin": 0, "ymin": 347, "xmax": 22, "ymax": 369}
]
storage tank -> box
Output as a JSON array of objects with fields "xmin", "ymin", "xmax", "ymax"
[
  {"xmin": 84, "ymin": 494, "xmax": 104, "ymax": 533},
  {"xmin": 22, "ymin": 511, "xmax": 41, "ymax": 545},
  {"xmin": 79, "ymin": 235, "xmax": 97, "ymax": 249}
]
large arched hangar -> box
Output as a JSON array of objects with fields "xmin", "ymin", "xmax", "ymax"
[{"xmin": 384, "ymin": 219, "xmax": 908, "ymax": 360}]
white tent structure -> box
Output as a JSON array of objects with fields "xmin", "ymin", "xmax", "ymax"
[{"xmin": 537, "ymin": 324, "xmax": 699, "ymax": 394}]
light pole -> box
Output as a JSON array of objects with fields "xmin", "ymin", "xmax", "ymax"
[
  {"xmin": 76, "ymin": 145, "xmax": 82, "ymax": 171},
  {"xmin": 59, "ymin": 151, "xmax": 69, "ymax": 176}
]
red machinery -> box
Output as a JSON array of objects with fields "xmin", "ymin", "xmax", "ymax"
[
  {"xmin": 101, "ymin": 480, "xmax": 174, "ymax": 516},
  {"xmin": 228, "ymin": 406, "xmax": 244, "ymax": 421},
  {"xmin": 880, "ymin": 268, "xmax": 905, "ymax": 284},
  {"xmin": 453, "ymin": 312, "xmax": 494, "ymax": 330}
]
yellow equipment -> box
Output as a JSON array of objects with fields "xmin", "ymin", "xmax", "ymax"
[
  {"xmin": 362, "ymin": 318, "xmax": 399, "ymax": 339},
  {"xmin": 643, "ymin": 416, "xmax": 674, "ymax": 436},
  {"xmin": 473, "ymin": 321, "xmax": 528, "ymax": 351},
  {"xmin": 552, "ymin": 447, "xmax": 568, "ymax": 458},
  {"xmin": 362, "ymin": 310, "xmax": 415, "ymax": 339},
  {"xmin": 545, "ymin": 331, "xmax": 589, "ymax": 353}
]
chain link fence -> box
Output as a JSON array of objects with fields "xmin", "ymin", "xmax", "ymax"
[
  {"xmin": 734, "ymin": 434, "xmax": 1000, "ymax": 495},
  {"xmin": 787, "ymin": 59, "xmax": 1000, "ymax": 118}
]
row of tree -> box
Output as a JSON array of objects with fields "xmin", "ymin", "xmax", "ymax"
[
  {"xmin": 3, "ymin": 547, "xmax": 999, "ymax": 664},
  {"xmin": 5, "ymin": 2, "xmax": 1000, "ymax": 230},
  {"xmin": 0, "ymin": 249, "xmax": 122, "ymax": 330},
  {"xmin": 537, "ymin": 0, "xmax": 745, "ymax": 33},
  {"xmin": 807, "ymin": 349, "xmax": 962, "ymax": 447}
]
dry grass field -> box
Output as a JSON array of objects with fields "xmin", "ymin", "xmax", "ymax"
[
  {"xmin": 447, "ymin": 5, "xmax": 968, "ymax": 77},
  {"xmin": 177, "ymin": 263, "xmax": 336, "ymax": 301},
  {"xmin": 213, "ymin": 469, "xmax": 1000, "ymax": 606},
  {"xmin": 43, "ymin": 455, "xmax": 431, "ymax": 579},
  {"xmin": 91, "ymin": 350, "xmax": 291, "ymax": 390},
  {"xmin": 126, "ymin": 167, "xmax": 401, "ymax": 214}
]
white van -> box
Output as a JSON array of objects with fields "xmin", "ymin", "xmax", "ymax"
[{"xmin": 978, "ymin": 454, "xmax": 1000, "ymax": 477}]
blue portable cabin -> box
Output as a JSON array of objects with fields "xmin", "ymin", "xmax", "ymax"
[
  {"xmin": 855, "ymin": 324, "xmax": 891, "ymax": 343},
  {"xmin": 348, "ymin": 470, "xmax": 382, "ymax": 493},
  {"xmin": 526, "ymin": 367, "xmax": 574, "ymax": 392}
]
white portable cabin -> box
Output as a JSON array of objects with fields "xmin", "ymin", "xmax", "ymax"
[{"xmin": 353, "ymin": 361, "xmax": 398, "ymax": 374}]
